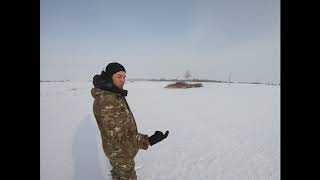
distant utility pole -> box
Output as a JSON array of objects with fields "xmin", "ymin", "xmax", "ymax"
[{"xmin": 229, "ymin": 72, "xmax": 231, "ymax": 85}]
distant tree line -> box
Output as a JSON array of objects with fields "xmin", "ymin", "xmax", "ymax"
[{"xmin": 40, "ymin": 80, "xmax": 70, "ymax": 82}]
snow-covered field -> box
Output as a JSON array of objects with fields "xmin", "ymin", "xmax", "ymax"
[{"xmin": 40, "ymin": 81, "xmax": 280, "ymax": 180}]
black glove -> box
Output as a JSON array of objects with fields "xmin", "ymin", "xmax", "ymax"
[{"xmin": 148, "ymin": 131, "xmax": 169, "ymax": 146}]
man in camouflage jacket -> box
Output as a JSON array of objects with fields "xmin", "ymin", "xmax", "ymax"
[{"xmin": 91, "ymin": 62, "xmax": 169, "ymax": 180}]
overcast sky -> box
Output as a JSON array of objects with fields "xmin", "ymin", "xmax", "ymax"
[{"xmin": 41, "ymin": 0, "xmax": 280, "ymax": 83}]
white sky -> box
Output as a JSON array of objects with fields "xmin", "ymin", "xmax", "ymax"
[{"xmin": 41, "ymin": 0, "xmax": 280, "ymax": 83}]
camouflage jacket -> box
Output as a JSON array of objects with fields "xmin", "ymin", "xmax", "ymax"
[{"xmin": 91, "ymin": 88, "xmax": 149, "ymax": 160}]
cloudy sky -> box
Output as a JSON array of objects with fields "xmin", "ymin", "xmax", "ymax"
[{"xmin": 41, "ymin": 0, "xmax": 280, "ymax": 83}]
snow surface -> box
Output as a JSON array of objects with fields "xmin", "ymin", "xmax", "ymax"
[{"xmin": 40, "ymin": 81, "xmax": 280, "ymax": 180}]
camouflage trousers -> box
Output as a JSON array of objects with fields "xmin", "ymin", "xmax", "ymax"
[{"xmin": 109, "ymin": 158, "xmax": 137, "ymax": 180}]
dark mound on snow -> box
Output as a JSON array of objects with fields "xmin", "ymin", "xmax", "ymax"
[{"xmin": 165, "ymin": 81, "xmax": 203, "ymax": 89}]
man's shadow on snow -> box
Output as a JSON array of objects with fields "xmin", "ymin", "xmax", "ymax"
[{"xmin": 72, "ymin": 114, "xmax": 111, "ymax": 180}]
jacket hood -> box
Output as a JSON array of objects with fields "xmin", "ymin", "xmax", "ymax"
[{"xmin": 92, "ymin": 71, "xmax": 128, "ymax": 97}]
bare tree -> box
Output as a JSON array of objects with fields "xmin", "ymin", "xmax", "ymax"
[{"xmin": 185, "ymin": 70, "xmax": 192, "ymax": 80}]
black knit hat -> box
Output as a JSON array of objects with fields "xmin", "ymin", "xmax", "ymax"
[{"xmin": 105, "ymin": 62, "xmax": 126, "ymax": 78}]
